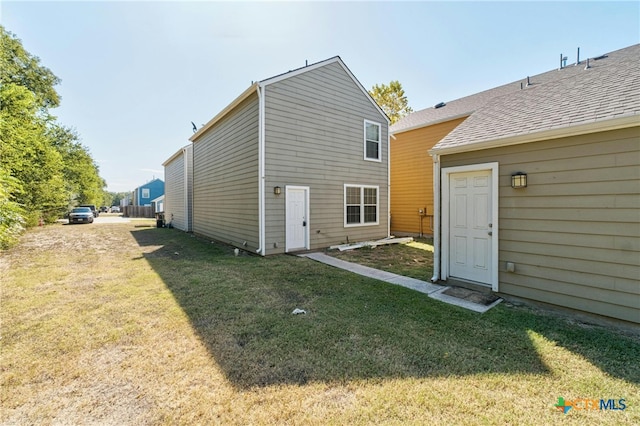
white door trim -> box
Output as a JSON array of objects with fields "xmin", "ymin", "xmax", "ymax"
[
  {"xmin": 441, "ymin": 162, "xmax": 499, "ymax": 291},
  {"xmin": 285, "ymin": 186, "xmax": 310, "ymax": 252}
]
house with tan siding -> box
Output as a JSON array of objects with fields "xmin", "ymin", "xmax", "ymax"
[
  {"xmin": 389, "ymin": 49, "xmax": 626, "ymax": 237},
  {"xmin": 428, "ymin": 44, "xmax": 639, "ymax": 324},
  {"xmin": 162, "ymin": 144, "xmax": 193, "ymax": 232},
  {"xmin": 181, "ymin": 57, "xmax": 389, "ymax": 255}
]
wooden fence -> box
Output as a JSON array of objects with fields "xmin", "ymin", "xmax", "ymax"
[{"xmin": 123, "ymin": 205, "xmax": 154, "ymax": 218}]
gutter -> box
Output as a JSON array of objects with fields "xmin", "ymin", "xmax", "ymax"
[
  {"xmin": 431, "ymin": 154, "xmax": 440, "ymax": 283},
  {"xmin": 429, "ymin": 114, "xmax": 639, "ymax": 156}
]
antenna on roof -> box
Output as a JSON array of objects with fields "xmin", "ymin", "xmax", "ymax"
[{"xmin": 559, "ymin": 54, "xmax": 568, "ymax": 69}]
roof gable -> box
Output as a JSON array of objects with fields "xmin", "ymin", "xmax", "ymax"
[
  {"xmin": 191, "ymin": 56, "xmax": 388, "ymax": 142},
  {"xmin": 432, "ymin": 44, "xmax": 640, "ymax": 153}
]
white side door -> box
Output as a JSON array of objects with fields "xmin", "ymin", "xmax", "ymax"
[
  {"xmin": 285, "ymin": 186, "xmax": 309, "ymax": 252},
  {"xmin": 448, "ymin": 169, "xmax": 494, "ymax": 286}
]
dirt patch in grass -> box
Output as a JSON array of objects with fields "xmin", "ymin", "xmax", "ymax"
[
  {"xmin": 325, "ymin": 238, "xmax": 434, "ymax": 281},
  {"xmin": 443, "ymin": 286, "xmax": 501, "ymax": 305}
]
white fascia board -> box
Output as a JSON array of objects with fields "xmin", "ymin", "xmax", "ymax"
[
  {"xmin": 260, "ymin": 56, "xmax": 341, "ymax": 86},
  {"xmin": 334, "ymin": 59, "xmax": 390, "ymax": 125},
  {"xmin": 190, "ymin": 83, "xmax": 259, "ymax": 142},
  {"xmin": 162, "ymin": 143, "xmax": 192, "ymax": 166},
  {"xmin": 261, "ymin": 56, "xmax": 390, "ymax": 125},
  {"xmin": 390, "ymin": 112, "xmax": 471, "ymax": 136},
  {"xmin": 429, "ymin": 114, "xmax": 640, "ymax": 156}
]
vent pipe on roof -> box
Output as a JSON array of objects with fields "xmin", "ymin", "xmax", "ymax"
[
  {"xmin": 434, "ymin": 102, "xmax": 446, "ymax": 109},
  {"xmin": 526, "ymin": 76, "xmax": 531, "ymax": 87},
  {"xmin": 576, "ymin": 47, "xmax": 580, "ymax": 65},
  {"xmin": 559, "ymin": 54, "xmax": 568, "ymax": 69},
  {"xmin": 585, "ymin": 58, "xmax": 591, "ymax": 70},
  {"xmin": 305, "ymin": 60, "xmax": 308, "ymax": 66}
]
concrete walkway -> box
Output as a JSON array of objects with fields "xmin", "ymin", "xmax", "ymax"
[{"xmin": 300, "ymin": 252, "xmax": 502, "ymax": 313}]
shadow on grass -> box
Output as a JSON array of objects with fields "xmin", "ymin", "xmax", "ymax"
[{"xmin": 131, "ymin": 228, "xmax": 640, "ymax": 389}]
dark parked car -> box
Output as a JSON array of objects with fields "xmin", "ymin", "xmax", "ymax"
[
  {"xmin": 69, "ymin": 207, "xmax": 94, "ymax": 224},
  {"xmin": 79, "ymin": 204, "xmax": 99, "ymax": 217},
  {"xmin": 100, "ymin": 206, "xmax": 108, "ymax": 213}
]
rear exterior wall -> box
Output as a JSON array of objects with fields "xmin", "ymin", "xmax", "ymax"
[
  {"xmin": 390, "ymin": 117, "xmax": 466, "ymax": 236},
  {"xmin": 263, "ymin": 62, "xmax": 389, "ymax": 254},
  {"xmin": 192, "ymin": 93, "xmax": 260, "ymax": 251},
  {"xmin": 163, "ymin": 146, "xmax": 193, "ymax": 232},
  {"xmin": 440, "ymin": 126, "xmax": 640, "ymax": 323},
  {"xmin": 164, "ymin": 152, "xmax": 186, "ymax": 231}
]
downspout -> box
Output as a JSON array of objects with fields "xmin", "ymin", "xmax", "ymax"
[
  {"xmin": 256, "ymin": 83, "xmax": 266, "ymax": 255},
  {"xmin": 431, "ymin": 153, "xmax": 440, "ymax": 283},
  {"xmin": 387, "ymin": 131, "xmax": 392, "ymax": 237},
  {"xmin": 183, "ymin": 147, "xmax": 188, "ymax": 231}
]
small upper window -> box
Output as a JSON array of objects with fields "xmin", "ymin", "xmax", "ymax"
[
  {"xmin": 142, "ymin": 188, "xmax": 150, "ymax": 199},
  {"xmin": 364, "ymin": 120, "xmax": 381, "ymax": 162}
]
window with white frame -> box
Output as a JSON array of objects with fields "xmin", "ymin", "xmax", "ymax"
[
  {"xmin": 344, "ymin": 185, "xmax": 379, "ymax": 226},
  {"xmin": 364, "ymin": 120, "xmax": 381, "ymax": 161},
  {"xmin": 142, "ymin": 188, "xmax": 150, "ymax": 199}
]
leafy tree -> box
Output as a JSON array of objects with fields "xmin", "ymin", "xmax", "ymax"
[
  {"xmin": 369, "ymin": 80, "xmax": 413, "ymax": 125},
  {"xmin": 0, "ymin": 169, "xmax": 25, "ymax": 249},
  {"xmin": 0, "ymin": 26, "xmax": 106, "ymax": 242},
  {"xmin": 48, "ymin": 124, "xmax": 106, "ymax": 208},
  {"xmin": 0, "ymin": 82, "xmax": 66, "ymax": 224},
  {"xmin": 109, "ymin": 192, "xmax": 128, "ymax": 207},
  {"xmin": 0, "ymin": 26, "xmax": 60, "ymax": 109}
]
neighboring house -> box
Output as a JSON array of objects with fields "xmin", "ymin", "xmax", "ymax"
[
  {"xmin": 162, "ymin": 144, "xmax": 193, "ymax": 231},
  {"xmin": 132, "ymin": 178, "xmax": 164, "ymax": 207},
  {"xmin": 427, "ymin": 44, "xmax": 639, "ymax": 324},
  {"xmin": 184, "ymin": 56, "xmax": 389, "ymax": 255},
  {"xmin": 151, "ymin": 195, "xmax": 164, "ymax": 213}
]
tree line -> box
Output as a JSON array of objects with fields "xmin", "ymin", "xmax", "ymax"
[{"xmin": 0, "ymin": 26, "xmax": 107, "ymax": 248}]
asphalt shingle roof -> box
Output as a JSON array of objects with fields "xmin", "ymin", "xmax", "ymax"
[
  {"xmin": 391, "ymin": 44, "xmax": 640, "ymax": 146},
  {"xmin": 433, "ymin": 44, "xmax": 640, "ymax": 151}
]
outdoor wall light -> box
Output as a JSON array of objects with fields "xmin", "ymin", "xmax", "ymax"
[
  {"xmin": 274, "ymin": 186, "xmax": 282, "ymax": 195},
  {"xmin": 511, "ymin": 172, "xmax": 527, "ymax": 189}
]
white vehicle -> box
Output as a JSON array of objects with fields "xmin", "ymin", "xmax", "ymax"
[{"xmin": 110, "ymin": 206, "xmax": 121, "ymax": 213}]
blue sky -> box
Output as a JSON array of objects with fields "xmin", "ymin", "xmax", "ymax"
[{"xmin": 3, "ymin": 1, "xmax": 639, "ymax": 192}]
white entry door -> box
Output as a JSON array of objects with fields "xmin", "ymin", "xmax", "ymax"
[
  {"xmin": 285, "ymin": 186, "xmax": 309, "ymax": 252},
  {"xmin": 448, "ymin": 169, "xmax": 493, "ymax": 286}
]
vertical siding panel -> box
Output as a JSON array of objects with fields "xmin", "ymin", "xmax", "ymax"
[
  {"xmin": 263, "ymin": 61, "xmax": 389, "ymax": 254},
  {"xmin": 440, "ymin": 127, "xmax": 640, "ymax": 323},
  {"xmin": 192, "ymin": 94, "xmax": 260, "ymax": 251}
]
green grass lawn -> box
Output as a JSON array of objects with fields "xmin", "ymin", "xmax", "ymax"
[{"xmin": 2, "ymin": 224, "xmax": 638, "ymax": 425}]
